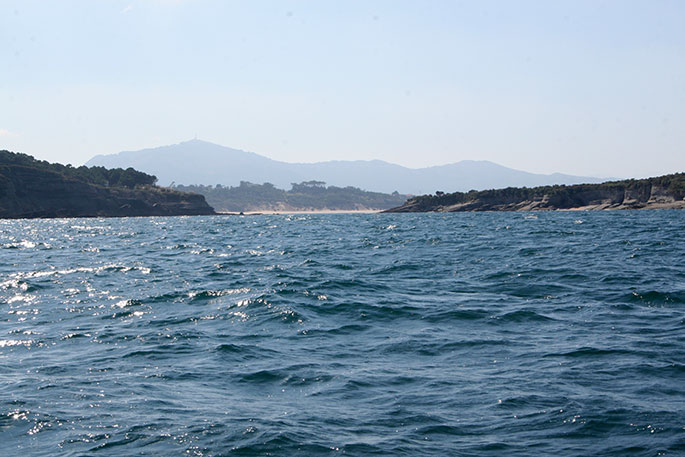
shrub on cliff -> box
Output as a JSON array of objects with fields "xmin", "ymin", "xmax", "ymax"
[{"xmin": 0, "ymin": 150, "xmax": 157, "ymax": 189}]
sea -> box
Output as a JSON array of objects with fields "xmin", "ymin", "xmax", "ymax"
[{"xmin": 1, "ymin": 212, "xmax": 683, "ymax": 456}]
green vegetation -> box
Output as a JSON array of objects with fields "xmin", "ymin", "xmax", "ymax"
[
  {"xmin": 0, "ymin": 150, "xmax": 157, "ymax": 188},
  {"xmin": 390, "ymin": 173, "xmax": 685, "ymax": 212},
  {"xmin": 174, "ymin": 181, "xmax": 408, "ymax": 212},
  {"xmin": 0, "ymin": 150, "xmax": 214, "ymax": 218}
]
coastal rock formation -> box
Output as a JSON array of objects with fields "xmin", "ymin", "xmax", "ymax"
[
  {"xmin": 385, "ymin": 173, "xmax": 685, "ymax": 212},
  {"xmin": 0, "ymin": 151, "xmax": 215, "ymax": 219}
]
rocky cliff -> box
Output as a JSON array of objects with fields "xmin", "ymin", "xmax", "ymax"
[
  {"xmin": 0, "ymin": 151, "xmax": 215, "ymax": 219},
  {"xmin": 385, "ymin": 173, "xmax": 685, "ymax": 212}
]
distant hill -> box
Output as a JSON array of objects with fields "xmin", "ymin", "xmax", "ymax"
[
  {"xmin": 385, "ymin": 173, "xmax": 685, "ymax": 212},
  {"xmin": 86, "ymin": 139, "xmax": 606, "ymax": 195},
  {"xmin": 0, "ymin": 150, "xmax": 215, "ymax": 219},
  {"xmin": 174, "ymin": 181, "xmax": 408, "ymax": 212}
]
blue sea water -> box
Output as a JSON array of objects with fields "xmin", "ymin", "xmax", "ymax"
[{"xmin": 1, "ymin": 212, "xmax": 684, "ymax": 456}]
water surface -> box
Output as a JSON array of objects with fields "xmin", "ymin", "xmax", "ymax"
[{"xmin": 1, "ymin": 212, "xmax": 684, "ymax": 456}]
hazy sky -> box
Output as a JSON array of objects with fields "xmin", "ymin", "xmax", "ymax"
[{"xmin": 2, "ymin": 0, "xmax": 684, "ymax": 178}]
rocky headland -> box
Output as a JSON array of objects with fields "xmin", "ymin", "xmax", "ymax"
[
  {"xmin": 385, "ymin": 173, "xmax": 685, "ymax": 212},
  {"xmin": 0, "ymin": 150, "xmax": 215, "ymax": 219}
]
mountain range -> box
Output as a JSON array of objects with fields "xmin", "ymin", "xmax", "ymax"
[{"xmin": 86, "ymin": 139, "xmax": 606, "ymax": 195}]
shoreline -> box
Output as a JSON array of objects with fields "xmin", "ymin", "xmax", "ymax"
[
  {"xmin": 384, "ymin": 200, "xmax": 685, "ymax": 213},
  {"xmin": 217, "ymin": 209, "xmax": 382, "ymax": 215}
]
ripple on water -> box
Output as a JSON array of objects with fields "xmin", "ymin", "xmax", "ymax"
[{"xmin": 1, "ymin": 212, "xmax": 684, "ymax": 456}]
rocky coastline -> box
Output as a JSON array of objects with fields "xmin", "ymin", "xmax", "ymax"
[
  {"xmin": 385, "ymin": 173, "xmax": 685, "ymax": 212},
  {"xmin": 0, "ymin": 151, "xmax": 215, "ymax": 219}
]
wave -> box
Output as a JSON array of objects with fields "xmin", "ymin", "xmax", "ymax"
[
  {"xmin": 2, "ymin": 212, "xmax": 684, "ymax": 456},
  {"xmin": 495, "ymin": 309, "xmax": 556, "ymax": 322}
]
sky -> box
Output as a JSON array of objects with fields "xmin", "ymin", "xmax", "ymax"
[{"xmin": 1, "ymin": 0, "xmax": 684, "ymax": 178}]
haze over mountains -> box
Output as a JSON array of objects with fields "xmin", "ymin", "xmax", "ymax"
[{"xmin": 86, "ymin": 140, "xmax": 605, "ymax": 195}]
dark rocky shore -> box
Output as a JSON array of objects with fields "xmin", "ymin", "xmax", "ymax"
[
  {"xmin": 385, "ymin": 173, "xmax": 685, "ymax": 212},
  {"xmin": 0, "ymin": 150, "xmax": 215, "ymax": 219}
]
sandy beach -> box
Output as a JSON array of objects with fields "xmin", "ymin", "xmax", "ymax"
[{"xmin": 217, "ymin": 209, "xmax": 382, "ymax": 215}]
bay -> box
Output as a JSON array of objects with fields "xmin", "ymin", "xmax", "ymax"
[{"xmin": 1, "ymin": 212, "xmax": 684, "ymax": 456}]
